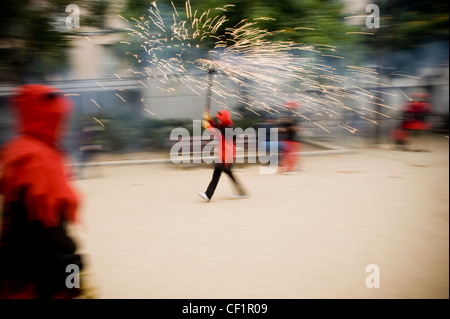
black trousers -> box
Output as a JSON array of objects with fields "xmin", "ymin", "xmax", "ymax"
[{"xmin": 205, "ymin": 164, "xmax": 245, "ymax": 199}]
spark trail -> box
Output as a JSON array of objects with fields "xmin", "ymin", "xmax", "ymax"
[{"xmin": 119, "ymin": 0, "xmax": 397, "ymax": 131}]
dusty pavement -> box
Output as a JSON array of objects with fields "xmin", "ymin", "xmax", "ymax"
[{"xmin": 71, "ymin": 135, "xmax": 449, "ymax": 299}]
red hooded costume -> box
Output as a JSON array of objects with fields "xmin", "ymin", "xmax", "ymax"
[
  {"xmin": 0, "ymin": 84, "xmax": 82, "ymax": 299},
  {"xmin": 1, "ymin": 84, "xmax": 79, "ymax": 227},
  {"xmin": 204, "ymin": 109, "xmax": 236, "ymax": 166},
  {"xmin": 200, "ymin": 109, "xmax": 246, "ymax": 201},
  {"xmin": 402, "ymin": 101, "xmax": 431, "ymax": 131}
]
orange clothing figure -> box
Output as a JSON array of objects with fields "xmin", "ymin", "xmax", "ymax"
[
  {"xmin": 199, "ymin": 109, "xmax": 246, "ymax": 201},
  {"xmin": 0, "ymin": 84, "xmax": 83, "ymax": 299},
  {"xmin": 280, "ymin": 140, "xmax": 301, "ymax": 173},
  {"xmin": 279, "ymin": 101, "xmax": 302, "ymax": 174},
  {"xmin": 401, "ymin": 93, "xmax": 432, "ymax": 151}
]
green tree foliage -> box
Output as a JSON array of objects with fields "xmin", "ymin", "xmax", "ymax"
[
  {"xmin": 123, "ymin": 0, "xmax": 357, "ymax": 46},
  {"xmin": 0, "ymin": 0, "xmax": 111, "ymax": 82},
  {"xmin": 368, "ymin": 0, "xmax": 449, "ymax": 51},
  {"xmin": 204, "ymin": 0, "xmax": 354, "ymax": 45},
  {"xmin": 117, "ymin": 0, "xmax": 361, "ymax": 72}
]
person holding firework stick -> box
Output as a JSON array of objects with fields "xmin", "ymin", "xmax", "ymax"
[{"xmin": 198, "ymin": 108, "xmax": 247, "ymax": 202}]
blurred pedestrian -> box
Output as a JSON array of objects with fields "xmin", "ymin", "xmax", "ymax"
[
  {"xmin": 401, "ymin": 93, "xmax": 432, "ymax": 151},
  {"xmin": 0, "ymin": 84, "xmax": 85, "ymax": 299},
  {"xmin": 279, "ymin": 101, "xmax": 303, "ymax": 174},
  {"xmin": 198, "ymin": 109, "xmax": 247, "ymax": 201}
]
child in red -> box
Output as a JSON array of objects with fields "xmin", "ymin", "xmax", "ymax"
[
  {"xmin": 279, "ymin": 117, "xmax": 301, "ymax": 174},
  {"xmin": 198, "ymin": 109, "xmax": 246, "ymax": 201},
  {"xmin": 279, "ymin": 101, "xmax": 302, "ymax": 174},
  {"xmin": 401, "ymin": 93, "xmax": 432, "ymax": 151}
]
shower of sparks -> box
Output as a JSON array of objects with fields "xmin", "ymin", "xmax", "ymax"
[{"xmin": 117, "ymin": 0, "xmax": 399, "ymax": 133}]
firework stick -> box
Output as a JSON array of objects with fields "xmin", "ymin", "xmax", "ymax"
[{"xmin": 204, "ymin": 68, "xmax": 216, "ymax": 115}]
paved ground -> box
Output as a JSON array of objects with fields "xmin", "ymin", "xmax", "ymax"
[{"xmin": 70, "ymin": 134, "xmax": 449, "ymax": 299}]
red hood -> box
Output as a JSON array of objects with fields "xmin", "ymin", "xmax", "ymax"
[
  {"xmin": 215, "ymin": 109, "xmax": 233, "ymax": 127},
  {"xmin": 10, "ymin": 84, "xmax": 73, "ymax": 144}
]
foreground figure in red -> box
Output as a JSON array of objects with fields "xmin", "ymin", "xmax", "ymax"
[{"xmin": 0, "ymin": 84, "xmax": 84, "ymax": 299}]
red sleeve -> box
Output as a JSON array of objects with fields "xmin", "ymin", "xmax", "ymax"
[{"xmin": 1, "ymin": 139, "xmax": 79, "ymax": 228}]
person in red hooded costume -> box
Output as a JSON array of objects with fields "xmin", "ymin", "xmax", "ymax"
[
  {"xmin": 401, "ymin": 93, "xmax": 432, "ymax": 151},
  {"xmin": 0, "ymin": 84, "xmax": 83, "ymax": 299},
  {"xmin": 278, "ymin": 101, "xmax": 303, "ymax": 174},
  {"xmin": 198, "ymin": 109, "xmax": 246, "ymax": 201}
]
